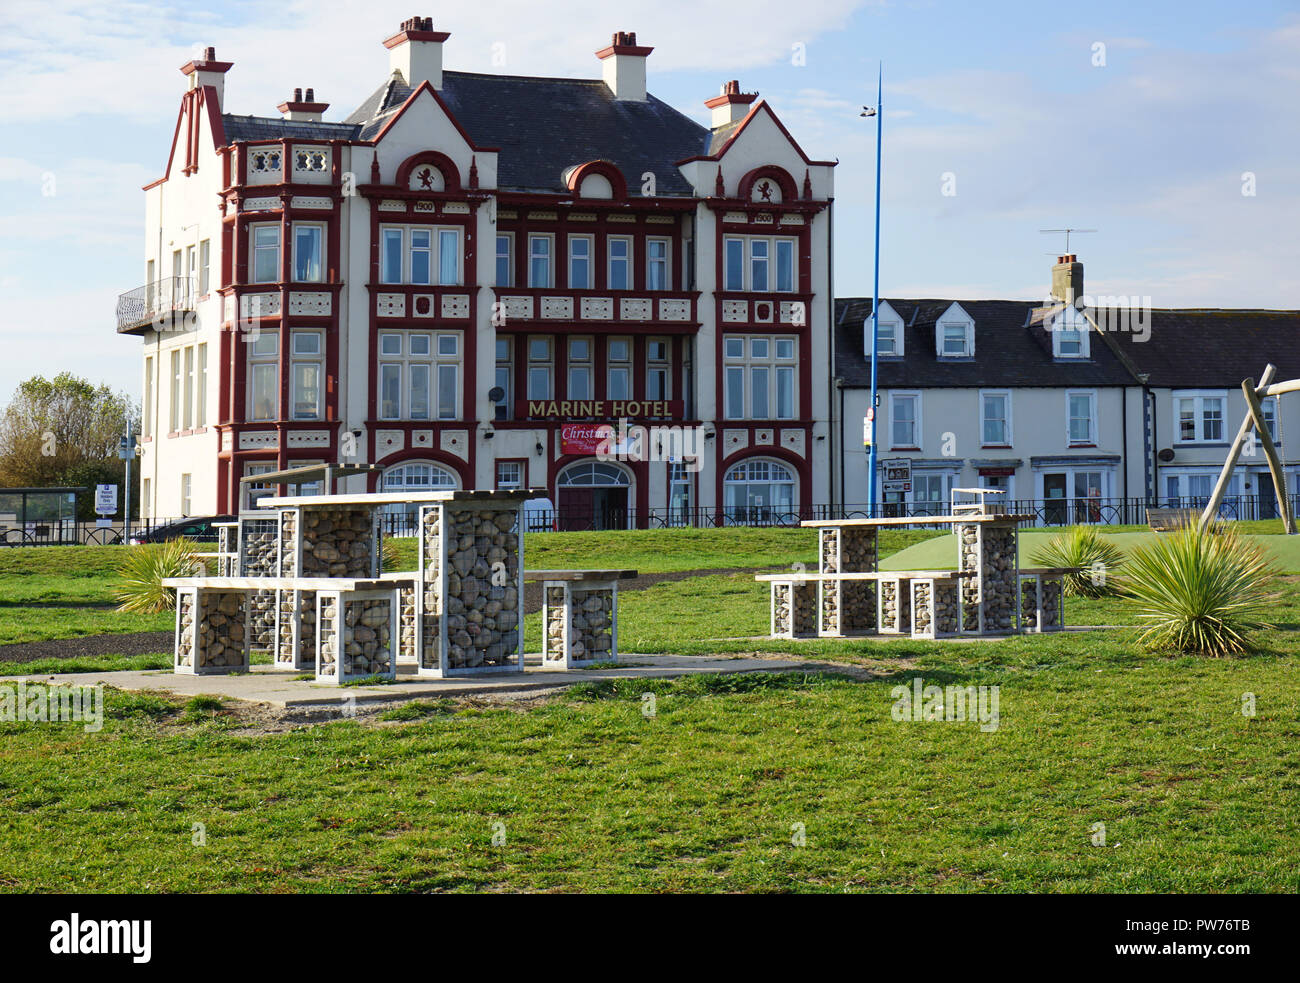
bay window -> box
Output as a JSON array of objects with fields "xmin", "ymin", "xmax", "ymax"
[
  {"xmin": 251, "ymin": 225, "xmax": 280, "ymax": 283},
  {"xmin": 248, "ymin": 334, "xmax": 278, "ymax": 421},
  {"xmin": 290, "ymin": 331, "xmax": 323, "ymax": 420},
  {"xmin": 293, "ymin": 223, "xmax": 324, "ymax": 282},
  {"xmin": 723, "ymin": 236, "xmax": 797, "ymax": 292}
]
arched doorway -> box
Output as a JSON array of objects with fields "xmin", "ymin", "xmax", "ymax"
[
  {"xmin": 723, "ymin": 458, "xmax": 797, "ymax": 525},
  {"xmin": 380, "ymin": 461, "xmax": 459, "ymax": 532},
  {"xmin": 557, "ymin": 461, "xmax": 630, "ymax": 531}
]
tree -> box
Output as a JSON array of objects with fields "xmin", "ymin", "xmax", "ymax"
[{"xmin": 0, "ymin": 373, "xmax": 138, "ymax": 519}]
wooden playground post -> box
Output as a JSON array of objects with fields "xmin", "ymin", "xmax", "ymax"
[
  {"xmin": 1199, "ymin": 364, "xmax": 1276, "ymax": 534},
  {"xmin": 1241, "ymin": 377, "xmax": 1297, "ymax": 534}
]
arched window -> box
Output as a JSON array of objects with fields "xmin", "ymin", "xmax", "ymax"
[
  {"xmin": 724, "ymin": 458, "xmax": 796, "ymax": 524},
  {"xmin": 557, "ymin": 461, "xmax": 630, "ymax": 487},
  {"xmin": 379, "ymin": 462, "xmax": 459, "ymax": 532}
]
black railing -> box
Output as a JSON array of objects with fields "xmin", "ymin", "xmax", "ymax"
[
  {"xmin": 115, "ymin": 276, "xmax": 196, "ymax": 332},
  {"xmin": 5, "ymin": 496, "xmax": 1299, "ymax": 546}
]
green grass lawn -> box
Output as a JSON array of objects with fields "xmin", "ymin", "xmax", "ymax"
[{"xmin": 2, "ymin": 528, "xmax": 1299, "ymax": 892}]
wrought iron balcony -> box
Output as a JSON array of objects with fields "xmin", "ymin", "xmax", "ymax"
[{"xmin": 115, "ymin": 276, "xmax": 198, "ymax": 335}]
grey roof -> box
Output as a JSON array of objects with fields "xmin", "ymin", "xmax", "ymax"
[
  {"xmin": 221, "ymin": 114, "xmax": 362, "ymax": 142},
  {"xmin": 346, "ymin": 70, "xmax": 711, "ymax": 195},
  {"xmin": 1105, "ymin": 309, "xmax": 1300, "ymax": 388},
  {"xmin": 834, "ymin": 298, "xmax": 1138, "ymax": 389}
]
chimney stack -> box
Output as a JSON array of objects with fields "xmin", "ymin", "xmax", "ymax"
[
  {"xmin": 278, "ymin": 86, "xmax": 330, "ymax": 122},
  {"xmin": 384, "ymin": 16, "xmax": 451, "ymax": 89},
  {"xmin": 704, "ymin": 80, "xmax": 757, "ymax": 128},
  {"xmin": 1051, "ymin": 254, "xmax": 1084, "ymax": 306},
  {"xmin": 596, "ymin": 31, "xmax": 653, "ymax": 102},
  {"xmin": 180, "ymin": 45, "xmax": 233, "ymax": 111}
]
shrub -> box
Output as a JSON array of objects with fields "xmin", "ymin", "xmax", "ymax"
[
  {"xmin": 1029, "ymin": 526, "xmax": 1125, "ymax": 597},
  {"xmin": 113, "ymin": 537, "xmax": 204, "ymax": 614},
  {"xmin": 1117, "ymin": 524, "xmax": 1280, "ymax": 656}
]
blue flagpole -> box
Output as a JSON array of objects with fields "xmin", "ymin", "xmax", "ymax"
[{"xmin": 868, "ymin": 64, "xmax": 883, "ymax": 517}]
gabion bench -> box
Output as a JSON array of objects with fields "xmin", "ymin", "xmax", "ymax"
[
  {"xmin": 532, "ymin": 570, "xmax": 637, "ymax": 669},
  {"xmin": 162, "ymin": 576, "xmax": 415, "ymax": 683},
  {"xmin": 1017, "ymin": 567, "xmax": 1070, "ymax": 633}
]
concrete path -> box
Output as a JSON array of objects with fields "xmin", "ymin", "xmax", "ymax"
[{"xmin": 10, "ymin": 653, "xmax": 810, "ymax": 709}]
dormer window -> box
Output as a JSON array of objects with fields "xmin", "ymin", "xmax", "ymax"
[
  {"xmin": 1052, "ymin": 307, "xmax": 1090, "ymax": 359},
  {"xmin": 868, "ymin": 300, "xmax": 903, "ymax": 357},
  {"xmin": 934, "ymin": 302, "xmax": 974, "ymax": 358}
]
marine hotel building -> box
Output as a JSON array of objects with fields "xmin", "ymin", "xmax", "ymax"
[{"xmin": 118, "ymin": 18, "xmax": 836, "ymax": 528}]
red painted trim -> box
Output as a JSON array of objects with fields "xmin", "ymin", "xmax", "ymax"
[
  {"xmin": 369, "ymin": 80, "xmax": 497, "ymax": 154},
  {"xmin": 565, "ymin": 160, "xmax": 628, "ymax": 201},
  {"xmin": 675, "ymin": 101, "xmax": 838, "ymax": 168},
  {"xmin": 594, "ymin": 44, "xmax": 654, "ymax": 58},
  {"xmin": 364, "ymin": 447, "xmax": 471, "ymax": 491},
  {"xmin": 384, "ymin": 28, "xmax": 451, "ymax": 48},
  {"xmin": 394, "ymin": 150, "xmax": 463, "ymax": 192},
  {"xmin": 718, "ymin": 443, "xmax": 813, "ymax": 516},
  {"xmin": 493, "ymin": 457, "xmax": 529, "ymax": 489}
]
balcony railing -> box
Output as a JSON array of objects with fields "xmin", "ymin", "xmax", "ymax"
[
  {"xmin": 115, "ymin": 276, "xmax": 197, "ymax": 334},
  {"xmin": 490, "ymin": 288, "xmax": 700, "ymax": 331}
]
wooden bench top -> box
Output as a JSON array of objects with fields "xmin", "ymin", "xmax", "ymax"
[
  {"xmin": 1018, "ymin": 567, "xmax": 1078, "ymax": 576},
  {"xmin": 756, "ymin": 570, "xmax": 973, "ymax": 582},
  {"xmin": 1147, "ymin": 506, "xmax": 1198, "ymax": 531},
  {"xmin": 801, "ymin": 514, "xmax": 1036, "ymax": 528},
  {"xmin": 162, "ymin": 576, "xmax": 415, "ymax": 591},
  {"xmin": 526, "ymin": 569, "xmax": 638, "ymax": 582}
]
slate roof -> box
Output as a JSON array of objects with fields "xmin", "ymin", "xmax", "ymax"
[
  {"xmin": 345, "ymin": 70, "xmax": 711, "ymax": 195},
  {"xmin": 834, "ymin": 298, "xmax": 1137, "ymax": 389},
  {"xmin": 221, "ymin": 115, "xmax": 362, "ymax": 141},
  {"xmin": 1105, "ymin": 309, "xmax": 1300, "ymax": 388},
  {"xmin": 836, "ymin": 299, "xmax": 1300, "ymax": 391}
]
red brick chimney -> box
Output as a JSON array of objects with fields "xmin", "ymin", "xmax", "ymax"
[
  {"xmin": 278, "ymin": 86, "xmax": 330, "ymax": 122},
  {"xmin": 705, "ymin": 80, "xmax": 757, "ymax": 128},
  {"xmin": 1051, "ymin": 254, "xmax": 1084, "ymax": 305}
]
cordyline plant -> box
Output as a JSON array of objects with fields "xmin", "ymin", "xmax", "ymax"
[
  {"xmin": 114, "ymin": 537, "xmax": 205, "ymax": 614},
  {"xmin": 1029, "ymin": 526, "xmax": 1125, "ymax": 597},
  {"xmin": 1116, "ymin": 524, "xmax": 1280, "ymax": 657}
]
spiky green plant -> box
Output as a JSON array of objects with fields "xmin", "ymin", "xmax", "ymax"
[
  {"xmin": 1029, "ymin": 526, "xmax": 1125, "ymax": 597},
  {"xmin": 113, "ymin": 537, "xmax": 204, "ymax": 614},
  {"xmin": 1116, "ymin": 524, "xmax": 1280, "ymax": 656}
]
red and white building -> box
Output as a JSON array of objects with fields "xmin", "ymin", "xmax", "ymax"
[{"xmin": 119, "ymin": 18, "xmax": 836, "ymax": 528}]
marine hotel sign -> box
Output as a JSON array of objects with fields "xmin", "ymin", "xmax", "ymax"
[{"xmin": 518, "ymin": 400, "xmax": 684, "ymax": 421}]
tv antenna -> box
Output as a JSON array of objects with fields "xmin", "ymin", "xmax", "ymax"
[{"xmin": 1039, "ymin": 228, "xmax": 1096, "ymax": 253}]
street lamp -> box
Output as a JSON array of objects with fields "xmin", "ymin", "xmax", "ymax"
[{"xmin": 860, "ymin": 64, "xmax": 883, "ymax": 516}]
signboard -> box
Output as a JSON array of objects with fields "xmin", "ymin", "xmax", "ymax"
[
  {"xmin": 863, "ymin": 409, "xmax": 874, "ymax": 448},
  {"xmin": 96, "ymin": 518, "xmax": 113, "ymax": 528},
  {"xmin": 560, "ymin": 423, "xmax": 612, "ymax": 456},
  {"xmin": 882, "ymin": 458, "xmax": 911, "ymax": 495},
  {"xmin": 95, "ymin": 484, "xmax": 118, "ymax": 517},
  {"xmin": 520, "ymin": 399, "xmax": 682, "ymax": 421}
]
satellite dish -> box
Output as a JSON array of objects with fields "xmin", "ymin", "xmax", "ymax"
[
  {"xmin": 1157, "ymin": 448, "xmax": 1175, "ymax": 462},
  {"xmin": 488, "ymin": 386, "xmax": 506, "ymax": 403}
]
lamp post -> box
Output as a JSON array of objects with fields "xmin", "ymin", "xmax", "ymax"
[{"xmin": 861, "ymin": 64, "xmax": 883, "ymax": 516}]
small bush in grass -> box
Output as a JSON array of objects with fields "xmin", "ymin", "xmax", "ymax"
[
  {"xmin": 113, "ymin": 538, "xmax": 203, "ymax": 614},
  {"xmin": 1029, "ymin": 526, "xmax": 1125, "ymax": 597},
  {"xmin": 1117, "ymin": 524, "xmax": 1280, "ymax": 656}
]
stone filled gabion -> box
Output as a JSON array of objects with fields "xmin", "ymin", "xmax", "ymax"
[
  {"xmin": 177, "ymin": 591, "xmax": 196, "ymax": 668},
  {"xmin": 958, "ymin": 521, "xmax": 1018, "ymax": 632},
  {"xmin": 1020, "ymin": 579, "xmax": 1038, "ymax": 629},
  {"xmin": 773, "ymin": 581, "xmax": 817, "ymax": 637},
  {"xmin": 1042, "ymin": 579, "xmax": 1062, "ymax": 629},
  {"xmin": 249, "ymin": 590, "xmax": 276, "ymax": 652},
  {"xmin": 880, "ymin": 579, "xmax": 911, "ymax": 633},
  {"xmin": 842, "ymin": 582, "xmax": 876, "ymax": 632},
  {"xmin": 420, "ymin": 508, "xmax": 442, "ymax": 669},
  {"xmin": 239, "ymin": 520, "xmax": 278, "ymax": 576},
  {"xmin": 197, "ymin": 591, "xmax": 246, "ymax": 669},
  {"xmin": 443, "ymin": 507, "xmax": 520, "ymax": 669},
  {"xmin": 398, "ymin": 585, "xmax": 418, "ymax": 662},
  {"xmin": 820, "ymin": 582, "xmax": 840, "ymax": 634},
  {"xmin": 544, "ymin": 587, "xmax": 567, "ymax": 662},
  {"xmin": 217, "ymin": 525, "xmax": 238, "ymax": 576},
  {"xmin": 299, "ymin": 508, "xmax": 375, "ymax": 578},
  {"xmin": 932, "ymin": 581, "xmax": 960, "ymax": 635},
  {"xmin": 913, "ymin": 581, "xmax": 933, "ymax": 635},
  {"xmin": 318, "ymin": 596, "xmax": 339, "ymax": 675},
  {"xmin": 342, "ymin": 597, "xmax": 392, "ymax": 677},
  {"xmin": 279, "ymin": 511, "xmax": 299, "ymax": 576},
  {"xmin": 567, "ymin": 588, "xmax": 614, "ymax": 662},
  {"xmin": 276, "ymin": 589, "xmax": 317, "ymax": 666}
]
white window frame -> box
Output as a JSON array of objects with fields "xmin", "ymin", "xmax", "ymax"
[
  {"xmin": 1066, "ymin": 389, "xmax": 1097, "ymax": 446},
  {"xmin": 1173, "ymin": 390, "xmax": 1230, "ymax": 444},
  {"xmin": 527, "ymin": 336, "xmax": 553, "ymax": 401},
  {"xmin": 182, "ymin": 346, "xmax": 194, "ymax": 430},
  {"xmin": 495, "ymin": 233, "xmax": 513, "ymax": 288},
  {"xmin": 568, "ymin": 235, "xmax": 593, "ymax": 290},
  {"xmin": 646, "ymin": 237, "xmax": 671, "ymax": 291},
  {"xmin": 646, "ymin": 337, "xmax": 671, "ymax": 401},
  {"xmin": 196, "ymin": 343, "xmax": 207, "ymax": 427},
  {"xmin": 379, "ymin": 225, "xmax": 462, "ymax": 285},
  {"xmin": 889, "ymin": 391, "xmax": 921, "ymax": 450},
  {"xmin": 377, "ymin": 331, "xmax": 461, "ymax": 421},
  {"xmin": 934, "ymin": 303, "xmax": 974, "ymax": 358},
  {"xmin": 495, "ymin": 460, "xmax": 525, "ymax": 491},
  {"xmin": 567, "ymin": 336, "xmax": 593, "ymax": 400},
  {"xmin": 495, "ymin": 337, "xmax": 513, "ymax": 420},
  {"xmin": 607, "ymin": 236, "xmax": 632, "ymax": 290},
  {"xmin": 247, "ymin": 333, "xmax": 279, "ymax": 422},
  {"xmin": 292, "ymin": 222, "xmax": 325, "ymax": 283},
  {"xmin": 607, "ymin": 336, "xmax": 631, "ymax": 400},
  {"xmin": 198, "ymin": 239, "xmax": 211, "ymax": 295},
  {"xmin": 980, "ymin": 389, "xmax": 1012, "ymax": 447},
  {"xmin": 169, "ymin": 350, "xmax": 181, "ymax": 432},
  {"xmin": 721, "ymin": 235, "xmax": 798, "ymax": 293},
  {"xmin": 528, "ymin": 234, "xmax": 553, "ymax": 288},
  {"xmin": 250, "ymin": 224, "xmax": 280, "ymax": 284},
  {"xmin": 722, "ymin": 334, "xmax": 798, "ymax": 420},
  {"xmin": 1051, "ymin": 308, "xmax": 1090, "ymax": 359},
  {"xmin": 290, "ymin": 330, "xmax": 324, "ymax": 421}
]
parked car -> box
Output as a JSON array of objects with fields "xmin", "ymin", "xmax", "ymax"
[{"xmin": 128, "ymin": 515, "xmax": 236, "ymax": 545}]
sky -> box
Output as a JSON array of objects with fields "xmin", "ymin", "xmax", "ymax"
[{"xmin": 1, "ymin": 0, "xmax": 1296, "ymax": 404}]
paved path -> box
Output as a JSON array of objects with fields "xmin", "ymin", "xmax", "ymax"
[{"xmin": 11, "ymin": 653, "xmax": 810, "ymax": 709}]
